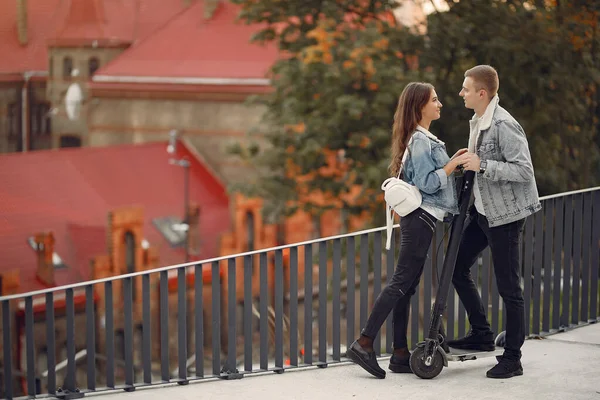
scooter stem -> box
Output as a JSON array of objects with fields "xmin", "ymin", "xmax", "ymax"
[{"xmin": 426, "ymin": 171, "xmax": 476, "ymax": 342}]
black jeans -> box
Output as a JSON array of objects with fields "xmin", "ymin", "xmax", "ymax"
[
  {"xmin": 452, "ymin": 209, "xmax": 526, "ymax": 361},
  {"xmin": 361, "ymin": 208, "xmax": 436, "ymax": 349}
]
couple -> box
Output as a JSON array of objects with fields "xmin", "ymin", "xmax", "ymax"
[{"xmin": 347, "ymin": 65, "xmax": 541, "ymax": 379}]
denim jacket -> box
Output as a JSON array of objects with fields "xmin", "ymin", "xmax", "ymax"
[
  {"xmin": 470, "ymin": 98, "xmax": 541, "ymax": 226},
  {"xmin": 402, "ymin": 126, "xmax": 459, "ymax": 215}
]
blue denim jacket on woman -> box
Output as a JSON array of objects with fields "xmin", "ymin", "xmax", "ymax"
[{"xmin": 402, "ymin": 126, "xmax": 459, "ymax": 215}]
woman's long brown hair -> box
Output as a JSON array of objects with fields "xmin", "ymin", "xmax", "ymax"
[{"xmin": 389, "ymin": 82, "xmax": 434, "ymax": 177}]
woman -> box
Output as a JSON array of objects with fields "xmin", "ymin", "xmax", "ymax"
[{"xmin": 347, "ymin": 82, "xmax": 467, "ymax": 378}]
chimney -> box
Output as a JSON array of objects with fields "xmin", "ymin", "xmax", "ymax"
[
  {"xmin": 187, "ymin": 203, "xmax": 201, "ymax": 255},
  {"xmin": 17, "ymin": 0, "xmax": 28, "ymax": 45},
  {"xmin": 34, "ymin": 232, "xmax": 55, "ymax": 286},
  {"xmin": 204, "ymin": 0, "xmax": 219, "ymax": 20}
]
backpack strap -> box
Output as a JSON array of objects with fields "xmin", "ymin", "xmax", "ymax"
[{"xmin": 385, "ymin": 132, "xmax": 432, "ymax": 250}]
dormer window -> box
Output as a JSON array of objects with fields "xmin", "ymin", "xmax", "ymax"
[
  {"xmin": 152, "ymin": 216, "xmax": 187, "ymax": 247},
  {"xmin": 63, "ymin": 57, "xmax": 73, "ymax": 80},
  {"xmin": 27, "ymin": 237, "xmax": 67, "ymax": 269},
  {"xmin": 88, "ymin": 57, "xmax": 100, "ymax": 76}
]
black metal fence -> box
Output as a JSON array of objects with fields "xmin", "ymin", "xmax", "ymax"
[{"xmin": 1, "ymin": 187, "xmax": 598, "ymax": 399}]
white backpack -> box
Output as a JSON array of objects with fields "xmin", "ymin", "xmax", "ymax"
[{"xmin": 381, "ymin": 136, "xmax": 430, "ymax": 250}]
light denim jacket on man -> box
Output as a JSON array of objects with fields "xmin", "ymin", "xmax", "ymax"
[
  {"xmin": 470, "ymin": 96, "xmax": 541, "ymax": 227},
  {"xmin": 402, "ymin": 126, "xmax": 459, "ymax": 215}
]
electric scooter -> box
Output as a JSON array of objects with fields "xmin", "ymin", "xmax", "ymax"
[{"xmin": 409, "ymin": 170, "xmax": 506, "ymax": 379}]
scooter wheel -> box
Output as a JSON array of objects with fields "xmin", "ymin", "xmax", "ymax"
[
  {"xmin": 409, "ymin": 346, "xmax": 444, "ymax": 379},
  {"xmin": 495, "ymin": 331, "xmax": 506, "ymax": 348}
]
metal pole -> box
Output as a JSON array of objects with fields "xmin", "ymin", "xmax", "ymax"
[{"xmin": 184, "ymin": 159, "xmax": 190, "ymax": 263}]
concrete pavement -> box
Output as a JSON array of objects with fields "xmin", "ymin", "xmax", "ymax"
[{"xmin": 98, "ymin": 323, "xmax": 600, "ymax": 400}]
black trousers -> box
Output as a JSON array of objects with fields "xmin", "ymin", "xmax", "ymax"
[
  {"xmin": 361, "ymin": 208, "xmax": 436, "ymax": 349},
  {"xmin": 452, "ymin": 209, "xmax": 526, "ymax": 361}
]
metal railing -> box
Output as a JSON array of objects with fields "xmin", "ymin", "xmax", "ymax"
[{"xmin": 1, "ymin": 186, "xmax": 599, "ymax": 399}]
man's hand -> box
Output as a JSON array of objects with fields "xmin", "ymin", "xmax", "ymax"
[{"xmin": 455, "ymin": 152, "xmax": 481, "ymax": 172}]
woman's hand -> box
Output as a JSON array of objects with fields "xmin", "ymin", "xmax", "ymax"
[
  {"xmin": 443, "ymin": 155, "xmax": 466, "ymax": 176},
  {"xmin": 451, "ymin": 148, "xmax": 469, "ymax": 160}
]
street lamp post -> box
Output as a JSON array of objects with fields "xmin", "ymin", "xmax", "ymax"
[{"xmin": 167, "ymin": 130, "xmax": 191, "ymax": 263}]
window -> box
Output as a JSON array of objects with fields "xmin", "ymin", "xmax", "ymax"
[
  {"xmin": 7, "ymin": 103, "xmax": 19, "ymax": 138},
  {"xmin": 88, "ymin": 57, "xmax": 100, "ymax": 76},
  {"xmin": 59, "ymin": 135, "xmax": 82, "ymax": 148},
  {"xmin": 63, "ymin": 57, "xmax": 73, "ymax": 79},
  {"xmin": 31, "ymin": 103, "xmax": 51, "ymax": 137},
  {"xmin": 125, "ymin": 232, "xmax": 136, "ymax": 273},
  {"xmin": 246, "ymin": 211, "xmax": 255, "ymax": 251}
]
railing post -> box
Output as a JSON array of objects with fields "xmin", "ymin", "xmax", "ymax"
[
  {"xmin": 177, "ymin": 267, "xmax": 189, "ymax": 384},
  {"xmin": 123, "ymin": 277, "xmax": 135, "ymax": 392},
  {"xmin": 274, "ymin": 250, "xmax": 285, "ymax": 372},
  {"xmin": 56, "ymin": 289, "xmax": 84, "ymax": 399},
  {"xmin": 2, "ymin": 300, "xmax": 13, "ymax": 400},
  {"xmin": 46, "ymin": 292, "xmax": 56, "ymax": 395},
  {"xmin": 317, "ymin": 242, "xmax": 327, "ymax": 367},
  {"xmin": 25, "ymin": 296, "xmax": 36, "ymax": 396},
  {"xmin": 220, "ymin": 258, "xmax": 242, "ymax": 379}
]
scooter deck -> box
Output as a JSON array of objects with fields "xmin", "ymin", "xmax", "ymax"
[{"xmin": 446, "ymin": 346, "xmax": 503, "ymax": 362}]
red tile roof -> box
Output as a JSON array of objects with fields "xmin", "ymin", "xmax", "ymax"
[
  {"xmin": 93, "ymin": 0, "xmax": 279, "ymax": 80},
  {"xmin": 0, "ymin": 141, "xmax": 230, "ymax": 294},
  {"xmin": 0, "ymin": 0, "xmax": 185, "ymax": 74}
]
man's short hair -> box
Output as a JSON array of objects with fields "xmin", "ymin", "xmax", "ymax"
[{"xmin": 465, "ymin": 65, "xmax": 499, "ymax": 98}]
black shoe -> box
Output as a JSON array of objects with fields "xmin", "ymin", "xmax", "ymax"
[
  {"xmin": 347, "ymin": 340, "xmax": 386, "ymax": 379},
  {"xmin": 388, "ymin": 353, "xmax": 412, "ymax": 373},
  {"xmin": 486, "ymin": 359, "xmax": 523, "ymax": 379},
  {"xmin": 446, "ymin": 330, "xmax": 495, "ymax": 351}
]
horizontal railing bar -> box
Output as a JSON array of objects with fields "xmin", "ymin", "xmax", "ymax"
[
  {"xmin": 2, "ymin": 186, "xmax": 598, "ymax": 301},
  {"xmin": 538, "ymin": 186, "xmax": 600, "ymax": 201},
  {"xmin": 0, "ymin": 223, "xmax": 400, "ymax": 300}
]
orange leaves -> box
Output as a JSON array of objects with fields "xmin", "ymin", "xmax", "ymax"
[
  {"xmin": 372, "ymin": 38, "xmax": 389, "ymax": 50},
  {"xmin": 285, "ymin": 122, "xmax": 306, "ymax": 134},
  {"xmin": 301, "ymin": 19, "xmax": 341, "ymax": 65},
  {"xmin": 342, "ymin": 60, "xmax": 355, "ymax": 69},
  {"xmin": 359, "ymin": 136, "xmax": 371, "ymax": 148},
  {"xmin": 346, "ymin": 47, "xmax": 377, "ymax": 79}
]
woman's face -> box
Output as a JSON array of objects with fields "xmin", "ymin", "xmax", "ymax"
[{"xmin": 422, "ymin": 89, "xmax": 442, "ymax": 122}]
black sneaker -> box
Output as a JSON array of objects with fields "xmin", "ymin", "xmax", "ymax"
[
  {"xmin": 388, "ymin": 353, "xmax": 412, "ymax": 373},
  {"xmin": 486, "ymin": 359, "xmax": 523, "ymax": 379},
  {"xmin": 446, "ymin": 330, "xmax": 495, "ymax": 351},
  {"xmin": 347, "ymin": 340, "xmax": 386, "ymax": 379}
]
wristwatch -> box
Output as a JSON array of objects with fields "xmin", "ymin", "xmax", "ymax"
[{"xmin": 479, "ymin": 160, "xmax": 487, "ymax": 174}]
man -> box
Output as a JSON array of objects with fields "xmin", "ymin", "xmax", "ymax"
[{"xmin": 451, "ymin": 65, "xmax": 541, "ymax": 379}]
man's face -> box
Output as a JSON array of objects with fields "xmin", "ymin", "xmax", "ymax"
[{"xmin": 459, "ymin": 77, "xmax": 484, "ymax": 111}]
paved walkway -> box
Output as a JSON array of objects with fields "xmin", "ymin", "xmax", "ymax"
[{"xmin": 98, "ymin": 323, "xmax": 600, "ymax": 400}]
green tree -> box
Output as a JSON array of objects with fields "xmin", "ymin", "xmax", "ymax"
[
  {"xmin": 230, "ymin": 0, "xmax": 424, "ymax": 223},
  {"xmin": 420, "ymin": 0, "xmax": 600, "ymax": 195}
]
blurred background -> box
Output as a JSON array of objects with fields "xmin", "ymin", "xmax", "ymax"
[{"xmin": 0, "ymin": 0, "xmax": 598, "ymax": 394}]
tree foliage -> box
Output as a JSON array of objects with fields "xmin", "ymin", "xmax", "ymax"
[
  {"xmin": 421, "ymin": 0, "xmax": 600, "ymax": 194},
  {"xmin": 230, "ymin": 0, "xmax": 599, "ymax": 225},
  {"xmin": 230, "ymin": 0, "xmax": 423, "ymax": 221}
]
